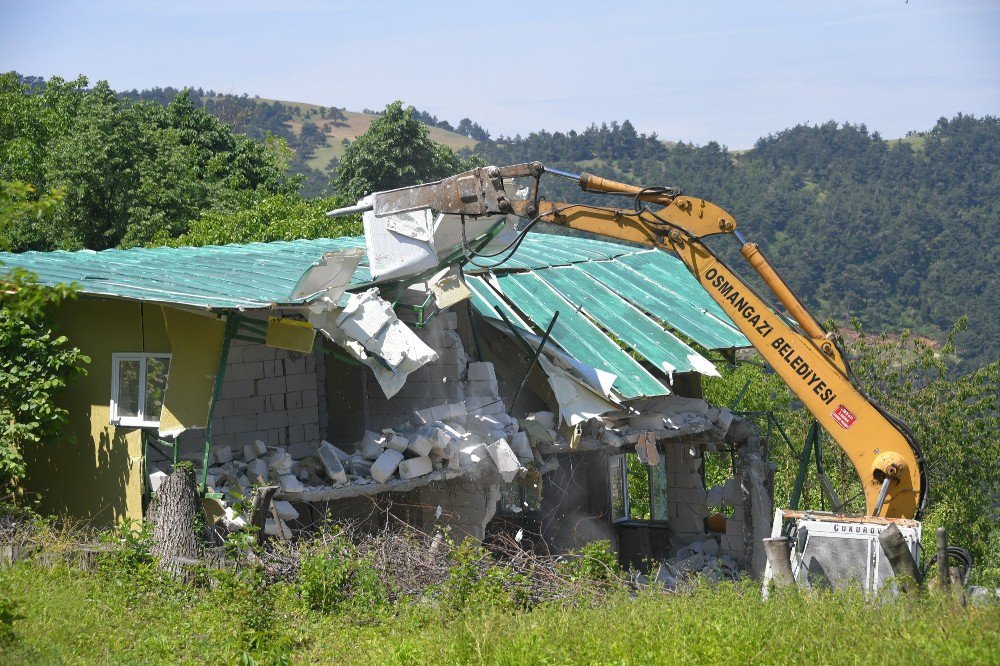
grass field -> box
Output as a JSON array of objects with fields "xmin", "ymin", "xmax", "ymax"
[{"xmin": 1, "ymin": 561, "xmax": 995, "ymax": 665}]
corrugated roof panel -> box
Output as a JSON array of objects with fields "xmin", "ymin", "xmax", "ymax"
[
  {"xmin": 494, "ymin": 271, "xmax": 668, "ymax": 399},
  {"xmin": 532, "ymin": 266, "xmax": 713, "ymax": 375},
  {"xmin": 615, "ymin": 250, "xmax": 739, "ymax": 328},
  {"xmin": 0, "ymin": 238, "xmax": 371, "ymax": 309},
  {"xmin": 576, "ymin": 257, "xmax": 746, "ymax": 349},
  {"xmin": 465, "ymin": 275, "xmax": 532, "ymax": 329},
  {"xmin": 466, "ymin": 231, "xmax": 636, "ymax": 271}
]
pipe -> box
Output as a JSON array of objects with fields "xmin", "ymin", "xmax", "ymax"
[{"xmin": 326, "ymin": 202, "xmax": 374, "ymax": 217}]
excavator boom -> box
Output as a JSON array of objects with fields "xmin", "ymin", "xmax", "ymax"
[{"xmin": 328, "ymin": 162, "xmax": 927, "ymax": 520}]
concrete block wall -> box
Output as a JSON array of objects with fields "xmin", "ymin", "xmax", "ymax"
[
  {"xmin": 364, "ymin": 310, "xmax": 469, "ymax": 430},
  {"xmin": 164, "ymin": 337, "xmax": 326, "ymax": 463},
  {"xmin": 418, "ymin": 474, "xmax": 502, "ymax": 541}
]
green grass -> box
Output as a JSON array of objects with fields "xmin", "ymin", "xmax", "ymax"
[{"xmin": 1, "ymin": 561, "xmax": 996, "ymax": 665}]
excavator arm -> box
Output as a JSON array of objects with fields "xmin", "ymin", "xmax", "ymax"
[{"xmin": 328, "ymin": 162, "xmax": 927, "ymax": 519}]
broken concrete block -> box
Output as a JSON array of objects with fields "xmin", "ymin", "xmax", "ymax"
[
  {"xmin": 429, "ymin": 428, "xmax": 451, "ymax": 454},
  {"xmin": 601, "ymin": 429, "xmax": 625, "ymax": 448},
  {"xmin": 408, "ymin": 434, "xmax": 434, "ymax": 457},
  {"xmin": 519, "ymin": 418, "xmax": 555, "ymax": 447},
  {"xmin": 148, "ymin": 464, "xmax": 168, "ymax": 493},
  {"xmin": 468, "ymin": 379, "xmax": 499, "ymax": 398},
  {"xmin": 527, "ymin": 411, "xmax": 556, "ymax": 430},
  {"xmin": 487, "ymin": 439, "xmax": 521, "ymax": 483},
  {"xmin": 508, "ymin": 431, "xmax": 532, "ymax": 462},
  {"xmin": 287, "ymin": 441, "xmax": 316, "ymax": 459},
  {"xmin": 457, "ymin": 443, "xmax": 488, "ymax": 467},
  {"xmin": 398, "ymin": 456, "xmax": 433, "ymax": 480},
  {"xmin": 243, "ymin": 443, "xmax": 260, "ymax": 461},
  {"xmin": 345, "ymin": 455, "xmax": 373, "ymax": 477},
  {"xmin": 247, "ymin": 458, "xmax": 269, "ymax": 482},
  {"xmin": 268, "ymin": 452, "xmax": 293, "ymax": 472},
  {"xmin": 273, "ymin": 500, "xmax": 299, "ymax": 521},
  {"xmin": 361, "ymin": 430, "xmax": 387, "ymax": 460},
  {"xmin": 336, "ymin": 290, "xmax": 395, "ymax": 343},
  {"xmin": 251, "ymin": 439, "xmax": 268, "ymax": 457},
  {"xmin": 213, "ymin": 445, "xmax": 234, "ymax": 465},
  {"xmin": 370, "ymin": 449, "xmax": 405, "ymax": 483},
  {"xmin": 317, "ymin": 442, "xmax": 349, "ymax": 484},
  {"xmin": 265, "ymin": 517, "xmax": 293, "ymax": 539},
  {"xmin": 321, "ymin": 440, "xmax": 350, "ymax": 461},
  {"xmin": 385, "ymin": 434, "xmax": 409, "ymax": 453},
  {"xmin": 467, "ymin": 361, "xmax": 496, "ymax": 382},
  {"xmin": 278, "ymin": 474, "xmax": 304, "ymax": 496},
  {"xmin": 629, "ymin": 413, "xmax": 665, "ymax": 430}
]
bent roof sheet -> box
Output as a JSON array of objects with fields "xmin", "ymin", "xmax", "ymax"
[{"xmin": 0, "ymin": 232, "xmax": 749, "ymax": 398}]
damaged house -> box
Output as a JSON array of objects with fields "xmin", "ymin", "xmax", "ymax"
[{"xmin": 4, "ymin": 223, "xmax": 774, "ymax": 577}]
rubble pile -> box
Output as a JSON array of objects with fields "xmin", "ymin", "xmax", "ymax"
[
  {"xmin": 205, "ymin": 361, "xmax": 550, "ymax": 538},
  {"xmin": 646, "ymin": 538, "xmax": 742, "ymax": 591}
]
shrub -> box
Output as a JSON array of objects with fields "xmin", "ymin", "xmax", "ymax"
[{"xmin": 298, "ymin": 528, "xmax": 387, "ymax": 618}]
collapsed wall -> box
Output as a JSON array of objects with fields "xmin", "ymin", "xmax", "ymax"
[{"xmin": 147, "ymin": 293, "xmax": 773, "ymax": 575}]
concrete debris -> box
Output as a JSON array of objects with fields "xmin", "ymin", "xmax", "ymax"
[
  {"xmin": 317, "ymin": 442, "xmax": 348, "ymax": 484},
  {"xmin": 538, "ymin": 355, "xmax": 619, "ymax": 426},
  {"xmin": 273, "ymin": 500, "xmax": 299, "ymax": 521},
  {"xmin": 148, "ymin": 464, "xmax": 168, "ymax": 493},
  {"xmin": 645, "ymin": 539, "xmax": 741, "ymax": 591},
  {"xmin": 314, "ymin": 288, "xmax": 439, "ymax": 398},
  {"xmin": 487, "ymin": 439, "xmax": 523, "ymax": 483},
  {"xmin": 398, "ymin": 456, "xmax": 433, "ymax": 480}
]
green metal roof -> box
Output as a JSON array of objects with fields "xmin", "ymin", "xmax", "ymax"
[
  {"xmin": 0, "ymin": 238, "xmax": 372, "ymax": 309},
  {"xmin": 0, "ymin": 232, "xmax": 749, "ymax": 398}
]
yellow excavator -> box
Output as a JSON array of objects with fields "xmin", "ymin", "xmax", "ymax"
[{"xmin": 334, "ymin": 161, "xmax": 926, "ymax": 522}]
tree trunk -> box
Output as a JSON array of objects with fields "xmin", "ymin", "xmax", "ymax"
[
  {"xmin": 249, "ymin": 485, "xmax": 279, "ymax": 547},
  {"xmin": 148, "ymin": 464, "xmax": 201, "ymax": 577}
]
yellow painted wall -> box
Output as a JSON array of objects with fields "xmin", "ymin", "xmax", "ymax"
[{"xmin": 22, "ymin": 298, "xmax": 171, "ymax": 525}]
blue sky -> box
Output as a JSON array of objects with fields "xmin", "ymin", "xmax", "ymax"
[{"xmin": 2, "ymin": 1, "xmax": 997, "ymax": 148}]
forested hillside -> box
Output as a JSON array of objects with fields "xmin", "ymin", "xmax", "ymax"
[
  {"xmin": 471, "ymin": 117, "xmax": 999, "ymax": 369},
  {"xmin": 3, "ymin": 74, "xmax": 996, "ymax": 367}
]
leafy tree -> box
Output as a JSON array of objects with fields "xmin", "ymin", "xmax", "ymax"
[
  {"xmin": 333, "ymin": 101, "xmax": 479, "ymax": 203},
  {"xmin": 0, "ymin": 270, "xmax": 89, "ymax": 494},
  {"xmin": 173, "ymin": 194, "xmax": 361, "ymax": 247},
  {"xmin": 0, "ymin": 73, "xmax": 298, "ymax": 251}
]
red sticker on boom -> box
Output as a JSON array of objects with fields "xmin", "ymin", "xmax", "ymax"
[{"xmin": 832, "ymin": 405, "xmax": 856, "ymax": 429}]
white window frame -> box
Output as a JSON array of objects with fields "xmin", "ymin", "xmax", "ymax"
[{"xmin": 110, "ymin": 352, "xmax": 171, "ymax": 428}]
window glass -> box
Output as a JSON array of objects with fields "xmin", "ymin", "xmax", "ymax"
[
  {"xmin": 145, "ymin": 356, "xmax": 170, "ymax": 421},
  {"xmin": 117, "ymin": 359, "xmax": 140, "ymax": 418},
  {"xmin": 610, "ymin": 449, "xmax": 669, "ymax": 523}
]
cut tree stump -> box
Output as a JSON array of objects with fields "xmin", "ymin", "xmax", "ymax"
[
  {"xmin": 249, "ymin": 485, "xmax": 279, "ymax": 546},
  {"xmin": 148, "ymin": 464, "xmax": 201, "ymax": 578}
]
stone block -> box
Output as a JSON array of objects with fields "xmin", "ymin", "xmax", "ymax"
[
  {"xmin": 398, "ymin": 456, "xmax": 433, "ymax": 480},
  {"xmin": 370, "ymin": 449, "xmax": 405, "ymax": 483},
  {"xmin": 317, "ymin": 442, "xmax": 348, "ymax": 484},
  {"xmin": 255, "ymin": 376, "xmax": 286, "ymax": 395}
]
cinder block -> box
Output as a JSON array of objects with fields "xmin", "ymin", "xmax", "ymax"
[
  {"xmin": 221, "ymin": 379, "xmax": 255, "ymax": 400},
  {"xmin": 370, "ymin": 449, "xmax": 404, "ymax": 483},
  {"xmin": 278, "ymin": 474, "xmax": 304, "ymax": 496},
  {"xmin": 231, "ymin": 396, "xmax": 265, "ymax": 416},
  {"xmin": 286, "ymin": 407, "xmax": 314, "ymax": 427},
  {"xmin": 257, "ymin": 411, "xmax": 288, "ymax": 430},
  {"xmin": 467, "ymin": 362, "xmax": 496, "ymax": 382},
  {"xmin": 317, "ymin": 442, "xmax": 348, "ymax": 484},
  {"xmin": 213, "ymin": 399, "xmax": 235, "ymax": 419},
  {"xmin": 263, "ymin": 359, "xmax": 284, "ymax": 378},
  {"xmin": 284, "ymin": 355, "xmax": 307, "ymax": 375},
  {"xmin": 287, "ymin": 373, "xmax": 315, "ymax": 392},
  {"xmin": 285, "ymin": 391, "xmax": 302, "ymax": 410},
  {"xmin": 407, "ymin": 434, "xmax": 433, "ymax": 457},
  {"xmin": 287, "ymin": 425, "xmax": 305, "ymax": 443},
  {"xmin": 305, "ymin": 355, "xmax": 317, "ymax": 372},
  {"xmin": 300, "ymin": 389, "xmax": 319, "ymax": 408},
  {"xmin": 255, "ymin": 376, "xmax": 286, "ymax": 395},
  {"xmin": 243, "ymin": 344, "xmax": 277, "ymax": 362},
  {"xmin": 265, "ymin": 394, "xmax": 285, "ymax": 412},
  {"xmin": 213, "ymin": 444, "xmax": 234, "ymax": 464},
  {"xmin": 235, "ymin": 431, "xmax": 267, "ymax": 447},
  {"xmin": 398, "ymin": 456, "xmax": 432, "ymax": 480},
  {"xmin": 223, "ymin": 414, "xmax": 257, "ymax": 435},
  {"xmin": 247, "ymin": 458, "xmax": 269, "ymax": 482},
  {"xmin": 273, "ymin": 500, "xmax": 299, "ymax": 521},
  {"xmin": 302, "ymin": 423, "xmax": 319, "ymax": 441},
  {"xmin": 385, "ymin": 434, "xmax": 409, "ymax": 453}
]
